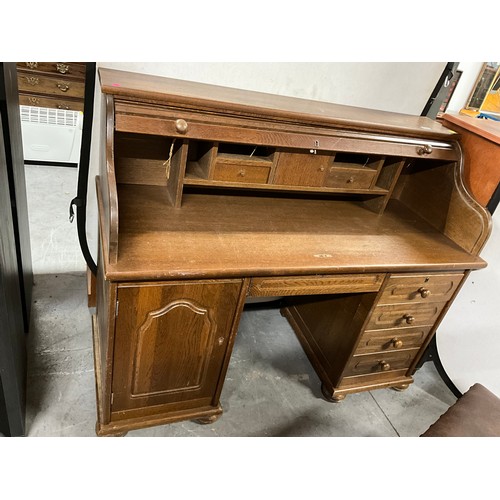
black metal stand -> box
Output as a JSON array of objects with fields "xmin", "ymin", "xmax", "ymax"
[{"xmin": 69, "ymin": 62, "xmax": 97, "ymax": 275}]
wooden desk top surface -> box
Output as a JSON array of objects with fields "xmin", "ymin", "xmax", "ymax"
[
  {"xmin": 443, "ymin": 113, "xmax": 500, "ymax": 145},
  {"xmin": 104, "ymin": 185, "xmax": 486, "ymax": 281},
  {"xmin": 100, "ymin": 68, "xmax": 457, "ymax": 141}
]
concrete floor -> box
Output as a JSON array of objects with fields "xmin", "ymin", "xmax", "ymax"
[{"xmin": 24, "ymin": 164, "xmax": 458, "ymax": 437}]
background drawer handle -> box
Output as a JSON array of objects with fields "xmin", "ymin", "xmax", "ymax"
[
  {"xmin": 25, "ymin": 62, "xmax": 38, "ymax": 69},
  {"xmin": 403, "ymin": 314, "xmax": 415, "ymax": 325},
  {"xmin": 56, "ymin": 63, "xmax": 69, "ymax": 74},
  {"xmin": 418, "ymin": 287, "xmax": 431, "ymax": 298},
  {"xmin": 391, "ymin": 338, "xmax": 403, "ymax": 349},
  {"xmin": 57, "ymin": 83, "xmax": 70, "ymax": 92},
  {"xmin": 28, "ymin": 97, "xmax": 40, "ymax": 105},
  {"xmin": 57, "ymin": 104, "xmax": 70, "ymax": 110},
  {"xmin": 379, "ymin": 361, "xmax": 391, "ymax": 371},
  {"xmin": 25, "ymin": 76, "xmax": 39, "ymax": 86}
]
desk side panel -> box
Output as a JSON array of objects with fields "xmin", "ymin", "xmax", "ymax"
[{"xmin": 393, "ymin": 143, "xmax": 491, "ymax": 255}]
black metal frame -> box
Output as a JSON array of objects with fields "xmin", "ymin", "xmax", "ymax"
[
  {"xmin": 70, "ymin": 62, "xmax": 97, "ymax": 275},
  {"xmin": 25, "ymin": 160, "xmax": 77, "ymax": 168}
]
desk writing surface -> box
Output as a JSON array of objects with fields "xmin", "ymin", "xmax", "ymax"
[{"xmin": 104, "ymin": 184, "xmax": 486, "ymax": 281}]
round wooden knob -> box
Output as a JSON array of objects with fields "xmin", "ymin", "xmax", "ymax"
[
  {"xmin": 175, "ymin": 119, "xmax": 188, "ymax": 134},
  {"xmin": 392, "ymin": 338, "xmax": 403, "ymax": 349},
  {"xmin": 418, "ymin": 287, "xmax": 430, "ymax": 298},
  {"xmin": 380, "ymin": 361, "xmax": 391, "ymax": 371},
  {"xmin": 403, "ymin": 314, "xmax": 415, "ymax": 325}
]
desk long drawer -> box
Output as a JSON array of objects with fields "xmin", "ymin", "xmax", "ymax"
[{"xmin": 248, "ymin": 274, "xmax": 384, "ymax": 297}]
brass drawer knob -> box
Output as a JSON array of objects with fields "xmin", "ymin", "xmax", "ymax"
[
  {"xmin": 347, "ymin": 176, "xmax": 355, "ymax": 183},
  {"xmin": 379, "ymin": 361, "xmax": 391, "ymax": 371},
  {"xmin": 217, "ymin": 337, "xmax": 225, "ymax": 346},
  {"xmin": 403, "ymin": 314, "xmax": 415, "ymax": 325},
  {"xmin": 238, "ymin": 170, "xmax": 246, "ymax": 177},
  {"xmin": 417, "ymin": 144, "xmax": 433, "ymax": 155},
  {"xmin": 392, "ymin": 338, "xmax": 403, "ymax": 349},
  {"xmin": 175, "ymin": 119, "xmax": 188, "ymax": 134},
  {"xmin": 418, "ymin": 287, "xmax": 430, "ymax": 298},
  {"xmin": 57, "ymin": 83, "xmax": 70, "ymax": 92},
  {"xmin": 56, "ymin": 63, "xmax": 69, "ymax": 74}
]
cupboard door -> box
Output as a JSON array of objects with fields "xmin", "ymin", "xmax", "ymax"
[{"xmin": 111, "ymin": 280, "xmax": 243, "ymax": 414}]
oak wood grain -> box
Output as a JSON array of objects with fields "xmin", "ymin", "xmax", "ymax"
[
  {"xmin": 110, "ymin": 280, "xmax": 244, "ymax": 418},
  {"xmin": 103, "ymin": 185, "xmax": 485, "ymax": 281},
  {"xmin": 378, "ymin": 272, "xmax": 464, "ymax": 305},
  {"xmin": 249, "ymin": 274, "xmax": 384, "ymax": 296},
  {"xmin": 100, "ymin": 68, "xmax": 458, "ymax": 141}
]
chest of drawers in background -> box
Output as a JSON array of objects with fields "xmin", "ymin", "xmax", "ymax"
[{"xmin": 16, "ymin": 62, "xmax": 86, "ymax": 111}]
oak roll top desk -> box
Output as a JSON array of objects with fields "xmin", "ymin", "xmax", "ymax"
[{"xmin": 92, "ymin": 68, "xmax": 491, "ymax": 436}]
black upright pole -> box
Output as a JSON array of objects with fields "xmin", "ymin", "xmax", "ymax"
[{"xmin": 70, "ymin": 62, "xmax": 97, "ymax": 275}]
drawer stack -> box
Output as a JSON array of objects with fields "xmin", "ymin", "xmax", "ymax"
[
  {"xmin": 339, "ymin": 272, "xmax": 464, "ymax": 391},
  {"xmin": 16, "ymin": 62, "xmax": 86, "ymax": 111}
]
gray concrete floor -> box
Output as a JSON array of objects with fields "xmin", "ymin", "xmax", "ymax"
[{"xmin": 24, "ymin": 164, "xmax": 458, "ymax": 437}]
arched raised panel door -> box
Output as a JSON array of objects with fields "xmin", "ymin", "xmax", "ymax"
[{"xmin": 111, "ymin": 280, "xmax": 244, "ymax": 416}]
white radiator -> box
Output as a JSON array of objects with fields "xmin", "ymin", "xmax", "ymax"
[{"xmin": 20, "ymin": 105, "xmax": 83, "ymax": 163}]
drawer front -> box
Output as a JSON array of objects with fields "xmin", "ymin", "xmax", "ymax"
[
  {"xmin": 324, "ymin": 166, "xmax": 376, "ymax": 189},
  {"xmin": 249, "ymin": 273, "xmax": 384, "ymax": 297},
  {"xmin": 344, "ymin": 349, "xmax": 419, "ymax": 377},
  {"xmin": 379, "ymin": 272, "xmax": 464, "ymax": 305},
  {"xmin": 17, "ymin": 62, "xmax": 86, "ymax": 79},
  {"xmin": 19, "ymin": 94, "xmax": 84, "ymax": 111},
  {"xmin": 365, "ymin": 301, "xmax": 446, "ymax": 330},
  {"xmin": 272, "ymin": 151, "xmax": 329, "ymax": 187},
  {"xmin": 18, "ymin": 72, "xmax": 85, "ymax": 99},
  {"xmin": 355, "ymin": 326, "xmax": 431, "ymax": 355},
  {"xmin": 213, "ymin": 162, "xmax": 270, "ymax": 184}
]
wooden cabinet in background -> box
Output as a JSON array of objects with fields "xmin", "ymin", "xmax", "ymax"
[
  {"xmin": 16, "ymin": 62, "xmax": 86, "ymax": 111},
  {"xmin": 92, "ymin": 69, "xmax": 491, "ymax": 435},
  {"xmin": 442, "ymin": 112, "xmax": 500, "ymax": 211}
]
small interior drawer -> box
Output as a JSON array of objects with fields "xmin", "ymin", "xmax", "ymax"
[
  {"xmin": 324, "ymin": 166, "xmax": 377, "ymax": 189},
  {"xmin": 344, "ymin": 349, "xmax": 419, "ymax": 377},
  {"xmin": 355, "ymin": 326, "xmax": 431, "ymax": 355},
  {"xmin": 379, "ymin": 272, "xmax": 464, "ymax": 305},
  {"xmin": 365, "ymin": 301, "xmax": 446, "ymax": 330},
  {"xmin": 212, "ymin": 157, "xmax": 271, "ymax": 184}
]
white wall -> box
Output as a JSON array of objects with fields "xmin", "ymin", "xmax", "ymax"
[
  {"xmin": 97, "ymin": 62, "xmax": 446, "ymax": 115},
  {"xmin": 85, "ymin": 62, "xmax": 446, "ymax": 259}
]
